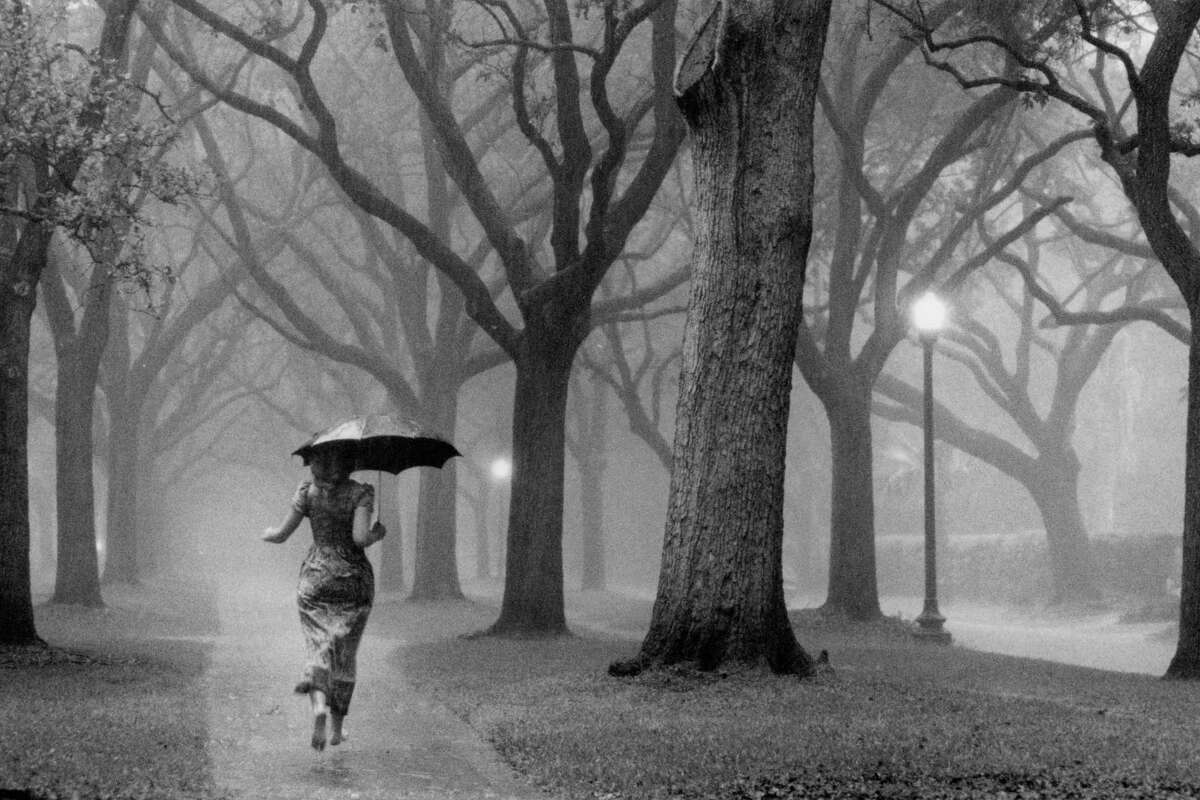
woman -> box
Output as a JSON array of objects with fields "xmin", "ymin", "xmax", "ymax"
[{"xmin": 262, "ymin": 443, "xmax": 385, "ymax": 751}]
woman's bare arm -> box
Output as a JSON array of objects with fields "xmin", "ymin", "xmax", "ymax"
[
  {"xmin": 262, "ymin": 509, "xmax": 303, "ymax": 544},
  {"xmin": 352, "ymin": 505, "xmax": 386, "ymax": 548}
]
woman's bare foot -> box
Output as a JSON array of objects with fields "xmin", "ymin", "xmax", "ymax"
[
  {"xmin": 330, "ymin": 714, "xmax": 346, "ymax": 746},
  {"xmin": 311, "ymin": 710, "xmax": 327, "ymax": 751},
  {"xmin": 309, "ymin": 689, "xmax": 328, "ymax": 751}
]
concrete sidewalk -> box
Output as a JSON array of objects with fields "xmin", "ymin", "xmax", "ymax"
[{"xmin": 202, "ymin": 587, "xmax": 546, "ymax": 800}]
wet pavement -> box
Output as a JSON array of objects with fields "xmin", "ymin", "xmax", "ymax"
[{"xmin": 202, "ymin": 587, "xmax": 546, "ymax": 800}]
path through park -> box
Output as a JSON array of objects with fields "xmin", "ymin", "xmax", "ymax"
[{"xmin": 200, "ymin": 584, "xmax": 544, "ymax": 800}]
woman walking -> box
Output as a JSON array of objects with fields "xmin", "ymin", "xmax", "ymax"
[{"xmin": 262, "ymin": 442, "xmax": 385, "ymax": 751}]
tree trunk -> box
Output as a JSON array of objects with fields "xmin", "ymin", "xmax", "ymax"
[
  {"xmin": 617, "ymin": 0, "xmax": 830, "ymax": 675},
  {"xmin": 49, "ymin": 267, "xmax": 111, "ymax": 607},
  {"xmin": 488, "ymin": 326, "xmax": 581, "ymax": 636},
  {"xmin": 407, "ymin": 368, "xmax": 463, "ymax": 599},
  {"xmin": 100, "ymin": 302, "xmax": 139, "ymax": 585},
  {"xmin": 821, "ymin": 388, "xmax": 882, "ymax": 620},
  {"xmin": 1168, "ymin": 316, "xmax": 1200, "ymax": 678},
  {"xmin": 409, "ymin": 461, "xmax": 463, "ymax": 600},
  {"xmin": 51, "ymin": 341, "xmax": 105, "ymax": 606},
  {"xmin": 1028, "ymin": 452, "xmax": 1097, "ymax": 605},
  {"xmin": 102, "ymin": 395, "xmax": 142, "ymax": 585},
  {"xmin": 0, "ymin": 227, "xmax": 49, "ymax": 644}
]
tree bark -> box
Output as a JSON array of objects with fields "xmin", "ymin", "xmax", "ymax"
[
  {"xmin": 101, "ymin": 310, "xmax": 141, "ymax": 585},
  {"xmin": 407, "ymin": 323, "xmax": 465, "ymax": 600},
  {"xmin": 0, "ymin": 226, "xmax": 50, "ymax": 644},
  {"xmin": 409, "ymin": 462, "xmax": 463, "ymax": 600},
  {"xmin": 47, "ymin": 266, "xmax": 111, "ymax": 607},
  {"xmin": 1168, "ymin": 306, "xmax": 1200, "ymax": 678},
  {"xmin": 488, "ymin": 323, "xmax": 583, "ymax": 635},
  {"xmin": 618, "ymin": 0, "xmax": 831, "ymax": 674},
  {"xmin": 1028, "ymin": 452, "xmax": 1097, "ymax": 605},
  {"xmin": 50, "ymin": 345, "xmax": 106, "ymax": 605},
  {"xmin": 822, "ymin": 388, "xmax": 882, "ymax": 620}
]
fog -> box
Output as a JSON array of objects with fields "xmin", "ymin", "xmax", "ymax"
[
  {"xmin": 14, "ymin": 0, "xmax": 1195, "ymax": 686},
  {"xmin": 26, "ymin": 317, "xmax": 1188, "ymax": 678}
]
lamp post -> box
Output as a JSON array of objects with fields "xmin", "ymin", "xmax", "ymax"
[{"xmin": 911, "ymin": 292, "xmax": 952, "ymax": 644}]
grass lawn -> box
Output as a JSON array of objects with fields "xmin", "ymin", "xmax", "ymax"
[
  {"xmin": 8, "ymin": 584, "xmax": 1200, "ymax": 799},
  {"xmin": 393, "ymin": 600, "xmax": 1200, "ymax": 799},
  {"xmin": 1, "ymin": 581, "xmax": 227, "ymax": 800}
]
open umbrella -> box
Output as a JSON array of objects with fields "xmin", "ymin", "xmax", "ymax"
[
  {"xmin": 292, "ymin": 414, "xmax": 461, "ymax": 473},
  {"xmin": 293, "ymin": 414, "xmax": 460, "ymax": 525}
]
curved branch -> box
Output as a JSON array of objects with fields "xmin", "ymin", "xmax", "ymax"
[{"xmin": 1000, "ymin": 249, "xmax": 1189, "ymax": 343}]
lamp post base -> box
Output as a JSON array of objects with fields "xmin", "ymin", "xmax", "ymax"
[{"xmin": 913, "ymin": 610, "xmax": 952, "ymax": 645}]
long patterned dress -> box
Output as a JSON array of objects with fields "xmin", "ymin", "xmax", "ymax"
[{"xmin": 290, "ymin": 478, "xmax": 375, "ymax": 717}]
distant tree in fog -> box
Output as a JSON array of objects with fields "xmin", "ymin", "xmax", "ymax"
[
  {"xmin": 0, "ymin": 0, "xmax": 193, "ymax": 638},
  {"xmin": 613, "ymin": 0, "xmax": 831, "ymax": 676},
  {"xmin": 98, "ymin": 235, "xmax": 241, "ymax": 585},
  {"xmin": 582, "ymin": 178, "xmax": 693, "ymax": 472},
  {"xmin": 149, "ymin": 0, "xmax": 685, "ymax": 635},
  {"xmin": 874, "ymin": 222, "xmax": 1170, "ymax": 603},
  {"xmin": 875, "ymin": 0, "xmax": 1200, "ymax": 680},
  {"xmin": 798, "ymin": 2, "xmax": 1071, "ymax": 621},
  {"xmin": 40, "ymin": 25, "xmax": 215, "ymax": 599}
]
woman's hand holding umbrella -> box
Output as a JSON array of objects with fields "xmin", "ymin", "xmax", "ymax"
[{"xmin": 364, "ymin": 521, "xmax": 387, "ymax": 548}]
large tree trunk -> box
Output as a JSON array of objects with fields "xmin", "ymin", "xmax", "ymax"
[
  {"xmin": 51, "ymin": 341, "xmax": 105, "ymax": 606},
  {"xmin": 821, "ymin": 388, "xmax": 882, "ymax": 620},
  {"xmin": 616, "ymin": 0, "xmax": 830, "ymax": 675},
  {"xmin": 1028, "ymin": 452, "xmax": 1097, "ymax": 605},
  {"xmin": 409, "ymin": 462, "xmax": 463, "ymax": 600},
  {"xmin": 49, "ymin": 269, "xmax": 111, "ymax": 607},
  {"xmin": 100, "ymin": 303, "xmax": 140, "ymax": 585},
  {"xmin": 1168, "ymin": 319, "xmax": 1200, "ymax": 678},
  {"xmin": 488, "ymin": 327, "xmax": 581, "ymax": 636},
  {"xmin": 0, "ymin": 227, "xmax": 50, "ymax": 644},
  {"xmin": 407, "ymin": 368, "xmax": 463, "ymax": 599}
]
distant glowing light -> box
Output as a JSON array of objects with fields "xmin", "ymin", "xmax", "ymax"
[
  {"xmin": 912, "ymin": 292, "xmax": 947, "ymax": 335},
  {"xmin": 490, "ymin": 457, "xmax": 512, "ymax": 481}
]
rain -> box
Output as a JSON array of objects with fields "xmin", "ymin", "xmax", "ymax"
[{"xmin": 3, "ymin": 1, "xmax": 1200, "ymax": 798}]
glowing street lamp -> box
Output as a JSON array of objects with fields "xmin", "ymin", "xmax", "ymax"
[
  {"xmin": 490, "ymin": 457, "xmax": 513, "ymax": 482},
  {"xmin": 911, "ymin": 292, "xmax": 952, "ymax": 644},
  {"xmin": 912, "ymin": 292, "xmax": 948, "ymax": 336}
]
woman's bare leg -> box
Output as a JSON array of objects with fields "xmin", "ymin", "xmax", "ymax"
[{"xmin": 309, "ymin": 689, "xmax": 328, "ymax": 751}]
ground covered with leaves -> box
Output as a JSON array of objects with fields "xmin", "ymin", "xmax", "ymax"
[
  {"xmin": 1, "ymin": 581, "xmax": 228, "ymax": 800},
  {"xmin": 394, "ymin": 597, "xmax": 1200, "ymax": 800},
  {"xmin": 8, "ymin": 584, "xmax": 1200, "ymax": 799}
]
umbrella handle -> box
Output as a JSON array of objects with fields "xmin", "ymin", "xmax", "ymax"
[{"xmin": 376, "ymin": 470, "xmax": 382, "ymax": 526}]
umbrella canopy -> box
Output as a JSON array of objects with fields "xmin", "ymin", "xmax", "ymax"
[{"xmin": 292, "ymin": 414, "xmax": 461, "ymax": 474}]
